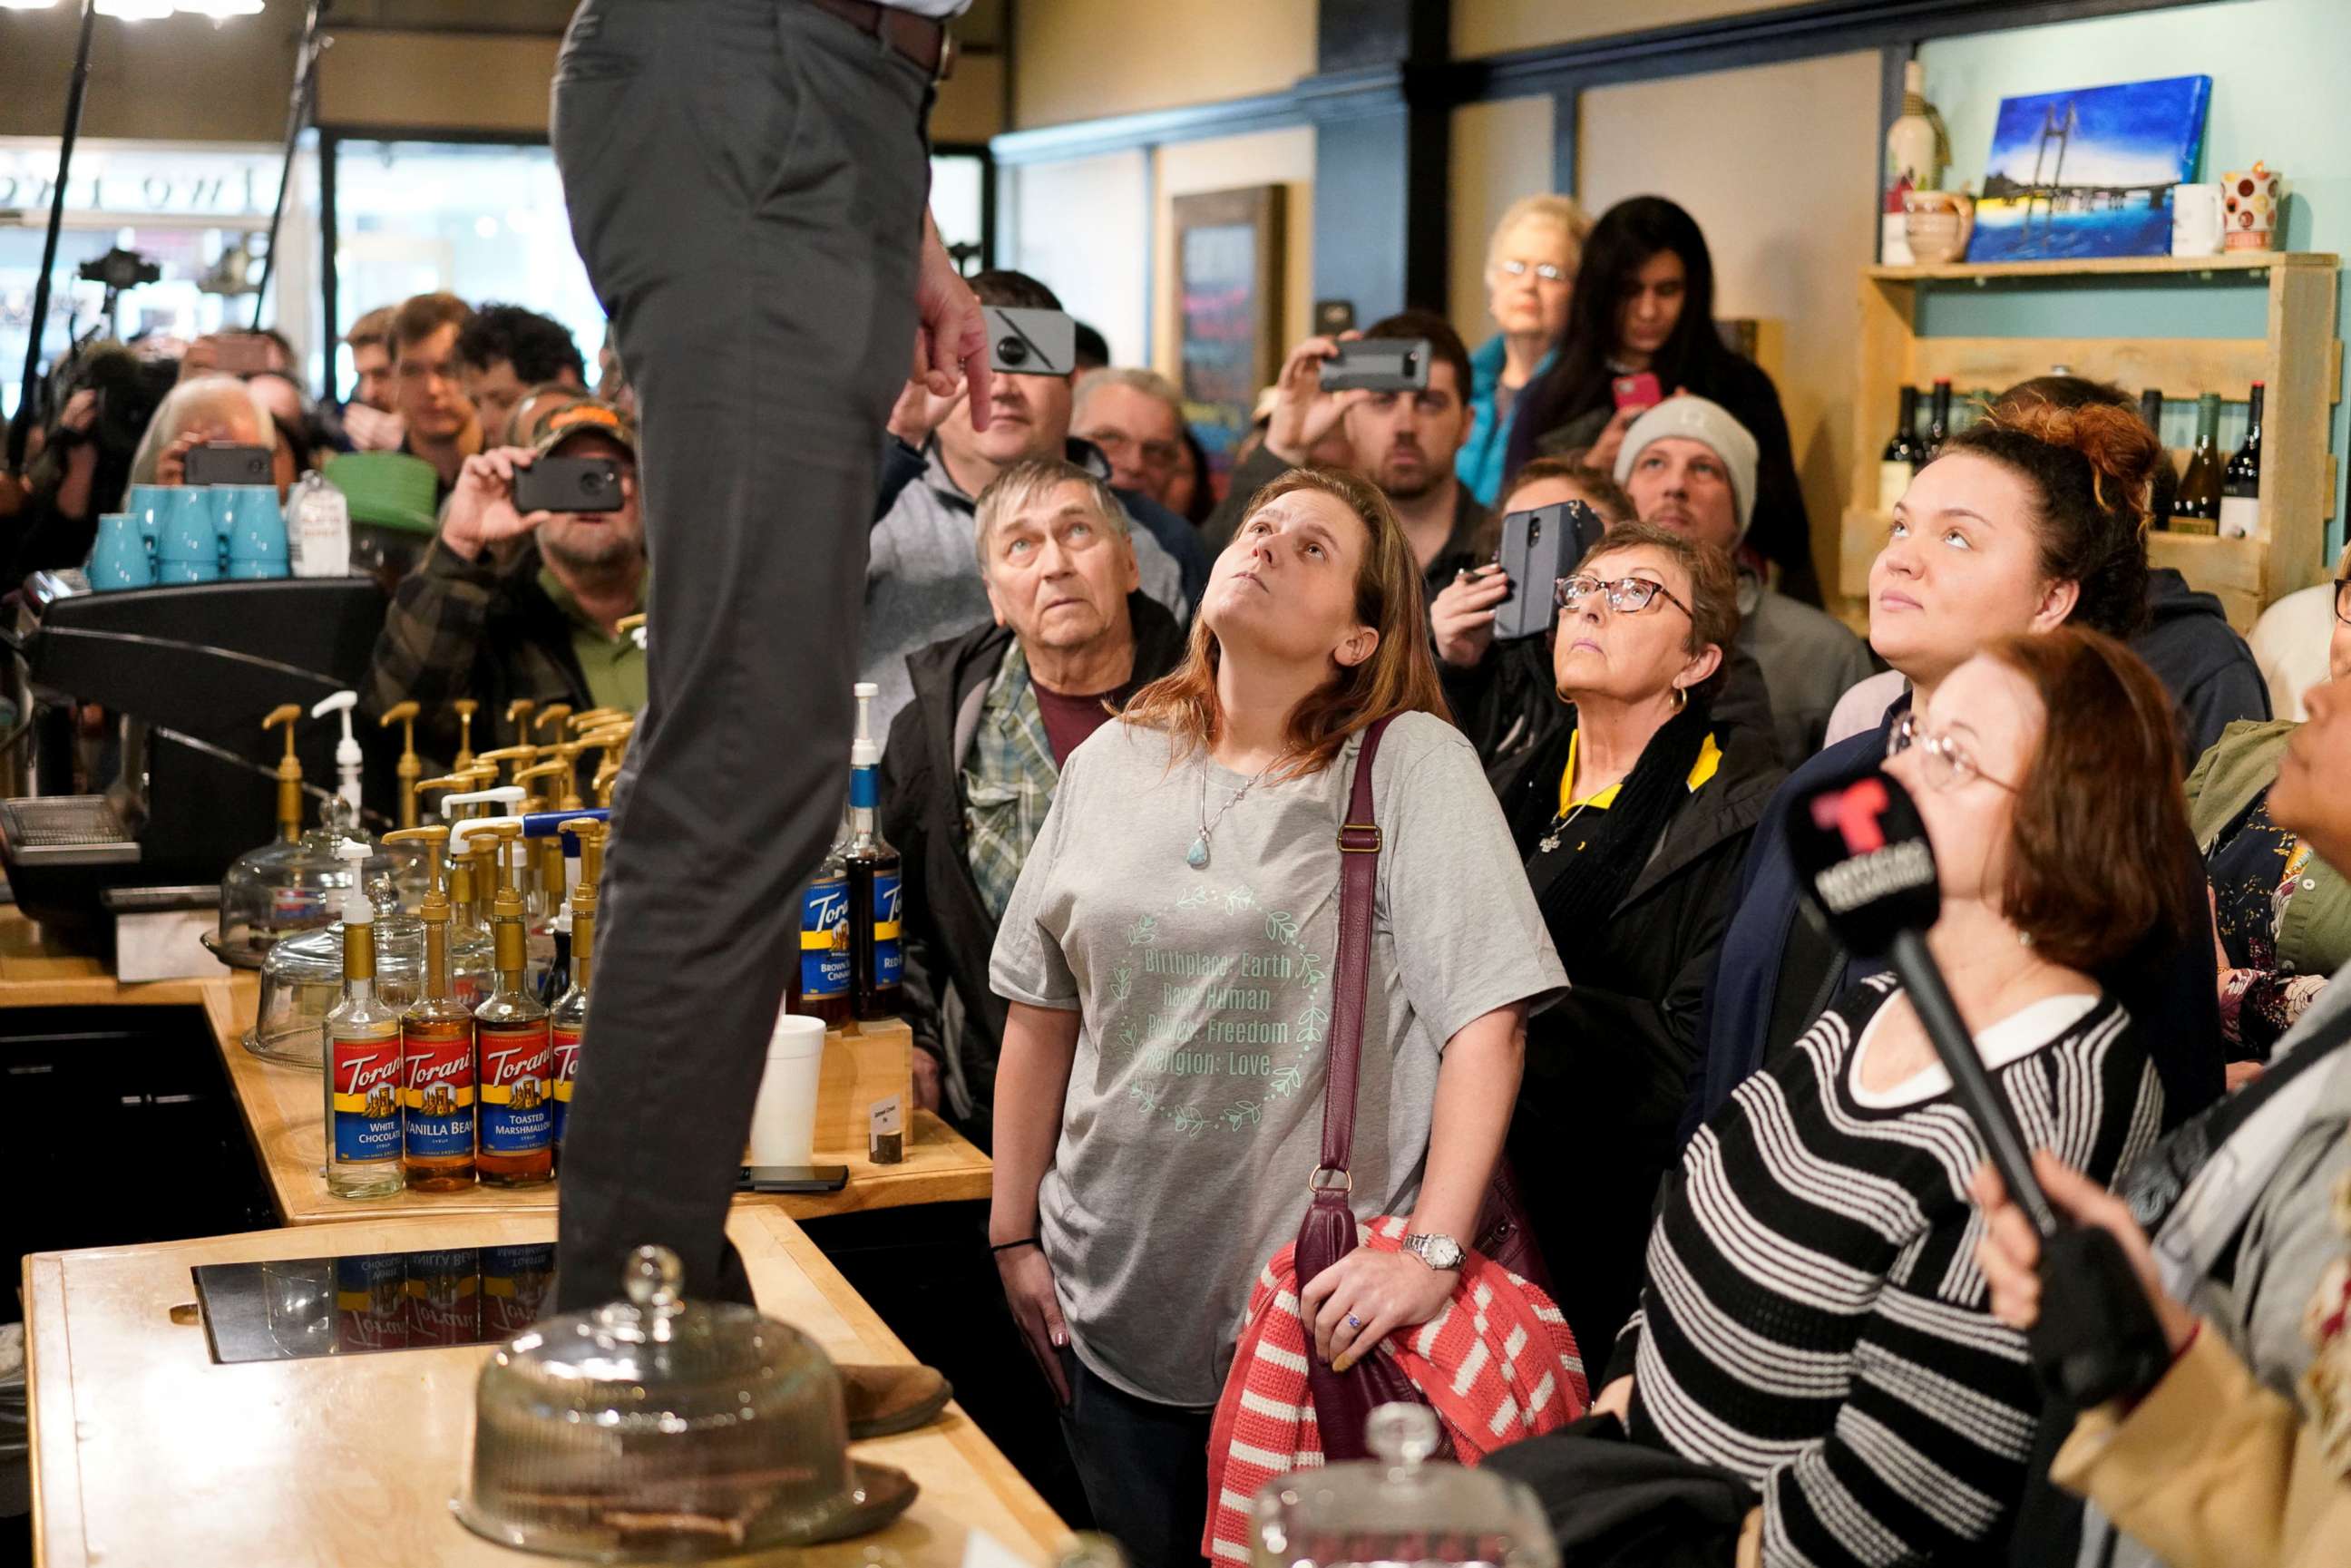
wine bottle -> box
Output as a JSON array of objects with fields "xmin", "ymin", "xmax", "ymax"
[
  {"xmin": 2173, "ymin": 393, "xmax": 2223, "ymax": 534},
  {"xmin": 1926, "ymin": 379, "xmax": 1953, "ymax": 458},
  {"xmin": 2219, "ymin": 381, "xmax": 2264, "ymax": 540},
  {"xmin": 2139, "ymin": 389, "xmax": 2173, "ymax": 531},
  {"xmin": 1878, "ymin": 387, "xmax": 1922, "ymax": 511}
]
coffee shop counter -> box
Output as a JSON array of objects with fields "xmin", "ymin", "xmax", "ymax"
[
  {"xmin": 24, "ymin": 1207, "xmax": 1069, "ymax": 1566},
  {"xmin": 0, "ymin": 907, "xmax": 995, "ymax": 1224}
]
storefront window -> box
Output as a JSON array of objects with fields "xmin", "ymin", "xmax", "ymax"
[{"xmin": 0, "ymin": 138, "xmax": 293, "ymax": 420}]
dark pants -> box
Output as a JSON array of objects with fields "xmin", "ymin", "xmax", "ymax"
[
  {"xmin": 1057, "ymin": 1348, "xmax": 1215, "ymax": 1568},
  {"xmin": 550, "ymin": 0, "xmax": 931, "ymax": 1310}
]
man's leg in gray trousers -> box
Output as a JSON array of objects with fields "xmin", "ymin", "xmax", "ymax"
[{"xmin": 550, "ymin": 0, "xmax": 929, "ymax": 1309}]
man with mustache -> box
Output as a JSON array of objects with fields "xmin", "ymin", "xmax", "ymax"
[
  {"xmin": 864, "ymin": 269, "xmax": 1198, "ymax": 737},
  {"xmin": 1616, "ymin": 396, "xmax": 1872, "ymax": 764}
]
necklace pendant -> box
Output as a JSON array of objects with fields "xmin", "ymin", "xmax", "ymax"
[
  {"xmin": 1185, "ymin": 833, "xmax": 1211, "ymax": 871},
  {"xmin": 1538, "ymin": 833, "xmax": 1560, "ymax": 855}
]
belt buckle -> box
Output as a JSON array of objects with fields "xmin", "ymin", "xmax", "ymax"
[{"xmin": 932, "ymin": 28, "xmax": 957, "ymax": 84}]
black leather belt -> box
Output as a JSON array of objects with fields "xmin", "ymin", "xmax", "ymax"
[{"xmin": 806, "ymin": 0, "xmax": 953, "ymax": 82}]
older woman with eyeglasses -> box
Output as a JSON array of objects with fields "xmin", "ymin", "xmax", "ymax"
[
  {"xmin": 2182, "ymin": 545, "xmax": 2351, "ymax": 1083},
  {"xmin": 1457, "ymin": 195, "xmax": 1593, "ymax": 506},
  {"xmin": 1491, "ymin": 520, "xmax": 1782, "ymax": 1358},
  {"xmin": 1498, "ymin": 627, "xmax": 2201, "ymax": 1567}
]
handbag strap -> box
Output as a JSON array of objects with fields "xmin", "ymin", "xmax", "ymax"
[{"xmin": 1314, "ymin": 716, "xmax": 1395, "ymax": 1180}]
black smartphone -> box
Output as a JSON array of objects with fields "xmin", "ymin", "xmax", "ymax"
[
  {"xmin": 1320, "ymin": 338, "xmax": 1429, "ymax": 394},
  {"xmin": 513, "ymin": 455, "xmax": 623, "ymax": 514},
  {"xmin": 183, "ymin": 443, "xmax": 273, "ymax": 486},
  {"xmin": 985, "ymin": 306, "xmax": 1077, "ymax": 376},
  {"xmin": 1493, "ymin": 501, "xmax": 1606, "ymax": 640},
  {"xmin": 737, "ymin": 1164, "xmax": 851, "ymax": 1193}
]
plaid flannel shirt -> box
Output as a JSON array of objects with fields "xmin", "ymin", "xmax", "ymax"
[
  {"xmin": 364, "ymin": 537, "xmax": 595, "ymax": 768},
  {"xmin": 961, "ymin": 640, "xmax": 1060, "ymax": 923}
]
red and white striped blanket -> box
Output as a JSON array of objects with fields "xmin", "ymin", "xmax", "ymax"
[{"xmin": 1202, "ymin": 1214, "xmax": 1588, "ymax": 1563}]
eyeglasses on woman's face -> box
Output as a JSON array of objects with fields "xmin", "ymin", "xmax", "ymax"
[
  {"xmin": 1888, "ymin": 709, "xmax": 2022, "ymax": 794},
  {"xmin": 1497, "ymin": 258, "xmax": 1569, "ymax": 284},
  {"xmin": 2333, "ymin": 576, "xmax": 2351, "ymax": 627},
  {"xmin": 1553, "ymin": 573, "xmax": 1693, "ymax": 618}
]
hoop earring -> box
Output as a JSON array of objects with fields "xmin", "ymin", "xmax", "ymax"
[{"xmin": 1671, "ymin": 685, "xmax": 1688, "ymax": 713}]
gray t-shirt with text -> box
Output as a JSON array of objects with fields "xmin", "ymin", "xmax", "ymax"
[{"xmin": 990, "ymin": 710, "xmax": 1567, "ymax": 1406}]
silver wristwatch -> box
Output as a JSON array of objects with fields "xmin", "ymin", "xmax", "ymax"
[{"xmin": 1403, "ymin": 1232, "xmax": 1464, "ymax": 1271}]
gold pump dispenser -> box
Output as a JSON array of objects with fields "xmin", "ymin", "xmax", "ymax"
[
  {"xmin": 379, "ymin": 701, "xmax": 423, "ymax": 830},
  {"xmin": 452, "ymin": 699, "xmax": 480, "ymax": 769}
]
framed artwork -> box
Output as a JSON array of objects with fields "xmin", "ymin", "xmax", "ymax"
[
  {"xmin": 1172, "ymin": 185, "xmax": 1285, "ymax": 496},
  {"xmin": 1966, "ymin": 74, "xmax": 2211, "ymax": 262}
]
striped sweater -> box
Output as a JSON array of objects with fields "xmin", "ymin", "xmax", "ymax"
[{"xmin": 1617, "ymin": 976, "xmax": 2165, "ymax": 1566}]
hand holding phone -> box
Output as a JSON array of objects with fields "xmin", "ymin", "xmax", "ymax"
[
  {"xmin": 511, "ymin": 455, "xmax": 623, "ymax": 515},
  {"xmin": 1494, "ymin": 501, "xmax": 1607, "ymax": 640},
  {"xmin": 1320, "ymin": 338, "xmax": 1430, "ymax": 394},
  {"xmin": 985, "ymin": 307, "xmax": 1078, "ymax": 377},
  {"xmin": 1611, "ymin": 372, "xmax": 1663, "ymax": 412}
]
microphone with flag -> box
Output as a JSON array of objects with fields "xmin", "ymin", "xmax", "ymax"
[{"xmin": 1786, "ymin": 767, "xmax": 2172, "ymax": 1407}]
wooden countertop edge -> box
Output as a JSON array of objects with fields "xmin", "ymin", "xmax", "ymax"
[
  {"xmin": 23, "ymin": 1254, "xmax": 86, "ymax": 1568},
  {"xmin": 749, "ymin": 1213, "xmax": 1072, "ymax": 1554}
]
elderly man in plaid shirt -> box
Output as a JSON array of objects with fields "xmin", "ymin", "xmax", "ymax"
[{"xmin": 879, "ymin": 456, "xmax": 1189, "ymax": 1148}]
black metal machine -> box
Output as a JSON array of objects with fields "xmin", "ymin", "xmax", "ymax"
[{"xmin": 1, "ymin": 572, "xmax": 395, "ymax": 944}]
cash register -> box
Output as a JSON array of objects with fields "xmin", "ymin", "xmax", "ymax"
[{"xmin": 0, "ymin": 572, "xmax": 395, "ymax": 957}]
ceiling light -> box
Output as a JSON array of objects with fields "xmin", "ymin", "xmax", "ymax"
[
  {"xmin": 93, "ymin": 0, "xmax": 177, "ymax": 17},
  {"xmin": 176, "ymin": 0, "xmax": 265, "ymax": 14},
  {"xmin": 0, "ymin": 1, "xmax": 64, "ymax": 13}
]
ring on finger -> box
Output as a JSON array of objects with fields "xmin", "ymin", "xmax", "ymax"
[{"xmin": 1345, "ymin": 1313, "xmax": 1363, "ymax": 1331}]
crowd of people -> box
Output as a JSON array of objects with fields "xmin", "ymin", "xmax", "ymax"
[{"xmin": 5, "ymin": 183, "xmax": 2348, "ymax": 1568}]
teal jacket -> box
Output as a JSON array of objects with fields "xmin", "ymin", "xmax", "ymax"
[
  {"xmin": 1456, "ymin": 335, "xmax": 1553, "ymax": 507},
  {"xmin": 2186, "ymin": 718, "xmax": 2351, "ymax": 980}
]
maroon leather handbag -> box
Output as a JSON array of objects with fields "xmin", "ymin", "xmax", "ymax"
[{"xmin": 1295, "ymin": 716, "xmax": 1554, "ymax": 1462}]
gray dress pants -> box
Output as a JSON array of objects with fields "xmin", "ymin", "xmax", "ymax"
[{"xmin": 550, "ymin": 0, "xmax": 931, "ymax": 1310}]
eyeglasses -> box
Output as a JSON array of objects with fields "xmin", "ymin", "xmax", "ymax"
[
  {"xmin": 1553, "ymin": 574, "xmax": 1693, "ymax": 618},
  {"xmin": 1888, "ymin": 710, "xmax": 2021, "ymax": 794},
  {"xmin": 2335, "ymin": 577, "xmax": 2351, "ymax": 627},
  {"xmin": 1497, "ymin": 258, "xmax": 1569, "ymax": 284},
  {"xmin": 1084, "ymin": 428, "xmax": 1182, "ymax": 472}
]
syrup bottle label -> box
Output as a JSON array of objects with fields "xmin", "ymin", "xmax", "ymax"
[
  {"xmin": 481, "ymin": 1243, "xmax": 558, "ymax": 1339},
  {"xmin": 551, "ymin": 1023, "xmax": 583, "ymax": 1146},
  {"xmin": 330, "ymin": 1029, "xmax": 405, "ymax": 1164},
  {"xmin": 802, "ymin": 874, "xmax": 853, "ymax": 1001},
  {"xmin": 478, "ymin": 1020, "xmax": 555, "ymax": 1155},
  {"xmin": 402, "ymin": 1018, "xmax": 476, "ymax": 1157},
  {"xmin": 405, "ymin": 1248, "xmax": 482, "ymax": 1346},
  {"xmin": 336, "ymin": 1253, "xmax": 410, "ymax": 1352},
  {"xmin": 872, "ymin": 871, "xmax": 903, "ymax": 988}
]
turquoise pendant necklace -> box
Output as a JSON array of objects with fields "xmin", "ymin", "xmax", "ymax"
[{"xmin": 1191, "ymin": 760, "xmax": 1274, "ymax": 871}]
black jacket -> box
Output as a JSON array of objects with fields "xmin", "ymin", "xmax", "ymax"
[
  {"xmin": 877, "ymin": 592, "xmax": 1188, "ymax": 1148},
  {"xmin": 2135, "ymin": 566, "xmax": 2269, "ymax": 766},
  {"xmin": 1495, "ymin": 717, "xmax": 1783, "ymax": 1360}
]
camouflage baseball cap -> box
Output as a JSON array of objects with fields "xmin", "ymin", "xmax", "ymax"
[{"xmin": 515, "ymin": 389, "xmax": 638, "ymax": 459}]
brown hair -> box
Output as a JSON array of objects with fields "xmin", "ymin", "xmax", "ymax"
[
  {"xmin": 1938, "ymin": 399, "xmax": 2160, "ymax": 639},
  {"xmin": 1121, "ymin": 466, "xmax": 1449, "ymax": 782},
  {"xmin": 1573, "ymin": 520, "xmax": 1741, "ymax": 696},
  {"xmin": 1503, "ymin": 455, "xmax": 1635, "ymax": 525},
  {"xmin": 345, "ymin": 306, "xmax": 395, "ymax": 352},
  {"xmin": 390, "ymin": 292, "xmax": 473, "ymax": 355},
  {"xmin": 1981, "ymin": 627, "xmax": 2197, "ymax": 972}
]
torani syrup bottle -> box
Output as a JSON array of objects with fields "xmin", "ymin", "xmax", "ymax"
[
  {"xmin": 844, "ymin": 683, "xmax": 903, "ymax": 1021},
  {"xmin": 471, "ymin": 822, "xmax": 555, "ymax": 1186},
  {"xmin": 384, "ymin": 826, "xmax": 477, "ymax": 1191},
  {"xmin": 793, "ymin": 815, "xmax": 854, "ymax": 1025},
  {"xmin": 548, "ymin": 817, "xmax": 606, "ymax": 1169},
  {"xmin": 323, "ymin": 838, "xmax": 405, "ymax": 1199}
]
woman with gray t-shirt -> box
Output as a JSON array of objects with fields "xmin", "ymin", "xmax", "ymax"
[{"xmin": 988, "ymin": 465, "xmax": 1567, "ymax": 1563}]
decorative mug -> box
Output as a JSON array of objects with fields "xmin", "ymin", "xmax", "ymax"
[
  {"xmin": 1902, "ymin": 190, "xmax": 1974, "ymax": 266},
  {"xmin": 2222, "ymin": 162, "xmax": 2282, "ymax": 251},
  {"xmin": 2171, "ymin": 183, "xmax": 2226, "ymax": 258},
  {"xmin": 156, "ymin": 488, "xmax": 221, "ymax": 584},
  {"xmin": 87, "ymin": 512, "xmax": 156, "ymax": 591}
]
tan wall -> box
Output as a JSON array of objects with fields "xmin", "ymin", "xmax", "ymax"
[
  {"xmin": 317, "ymin": 33, "xmax": 561, "ymax": 134},
  {"xmin": 0, "ymin": 9, "xmax": 297, "ymax": 142},
  {"xmin": 1447, "ymin": 96, "xmax": 1557, "ymax": 348},
  {"xmin": 1457, "ymin": 0, "xmax": 1788, "ymax": 58},
  {"xmin": 1010, "ymin": 0, "xmax": 1315, "ymax": 128},
  {"xmin": 1577, "ymin": 51, "xmax": 1879, "ymax": 593},
  {"xmin": 1151, "ymin": 128, "xmax": 1316, "ymax": 382}
]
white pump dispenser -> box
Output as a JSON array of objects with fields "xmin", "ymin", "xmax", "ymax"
[
  {"xmin": 313, "ymin": 690, "xmax": 365, "ymax": 819},
  {"xmin": 334, "ymin": 837, "xmax": 375, "ymax": 928}
]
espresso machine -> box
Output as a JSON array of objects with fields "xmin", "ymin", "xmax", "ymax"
[{"xmin": 0, "ymin": 572, "xmax": 397, "ymax": 956}]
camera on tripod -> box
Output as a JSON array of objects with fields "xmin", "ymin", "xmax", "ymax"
[{"xmin": 76, "ymin": 247, "xmax": 162, "ymax": 294}]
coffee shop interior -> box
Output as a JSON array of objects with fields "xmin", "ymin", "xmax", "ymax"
[{"xmin": 3, "ymin": 0, "xmax": 2350, "ymax": 1564}]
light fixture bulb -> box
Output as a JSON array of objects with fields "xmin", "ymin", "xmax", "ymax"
[
  {"xmin": 0, "ymin": 1, "xmax": 65, "ymax": 13},
  {"xmin": 176, "ymin": 0, "xmax": 265, "ymax": 13},
  {"xmin": 93, "ymin": 0, "xmax": 177, "ymax": 16}
]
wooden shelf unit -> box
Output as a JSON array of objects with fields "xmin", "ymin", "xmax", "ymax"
[{"xmin": 1842, "ymin": 251, "xmax": 2341, "ymax": 631}]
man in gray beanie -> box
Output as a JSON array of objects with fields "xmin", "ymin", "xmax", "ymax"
[{"xmin": 1615, "ymin": 395, "xmax": 1873, "ymax": 764}]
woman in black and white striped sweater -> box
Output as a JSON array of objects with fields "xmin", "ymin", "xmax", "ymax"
[{"xmin": 1593, "ymin": 628, "xmax": 2202, "ymax": 1566}]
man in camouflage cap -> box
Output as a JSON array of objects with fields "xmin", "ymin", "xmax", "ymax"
[{"xmin": 364, "ymin": 387, "xmax": 647, "ymax": 764}]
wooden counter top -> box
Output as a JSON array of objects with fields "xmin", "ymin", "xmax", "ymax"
[
  {"xmin": 24, "ymin": 1208, "xmax": 1067, "ymax": 1566},
  {"xmin": 0, "ymin": 908, "xmax": 994, "ymax": 1224}
]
